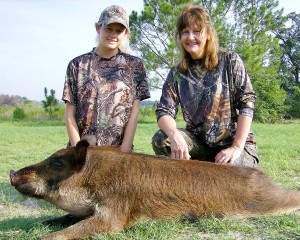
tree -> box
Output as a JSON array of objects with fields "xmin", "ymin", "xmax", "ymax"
[
  {"xmin": 0, "ymin": 94, "xmax": 25, "ymax": 106},
  {"xmin": 273, "ymin": 12, "xmax": 300, "ymax": 117},
  {"xmin": 129, "ymin": 0, "xmax": 233, "ymax": 89},
  {"xmin": 232, "ymin": 0, "xmax": 287, "ymax": 121},
  {"xmin": 275, "ymin": 12, "xmax": 300, "ymax": 86},
  {"xmin": 42, "ymin": 87, "xmax": 58, "ymax": 120},
  {"xmin": 274, "ymin": 12, "xmax": 300, "ymax": 89}
]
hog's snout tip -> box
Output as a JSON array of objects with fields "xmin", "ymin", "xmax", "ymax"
[{"xmin": 10, "ymin": 170, "xmax": 16, "ymax": 186}]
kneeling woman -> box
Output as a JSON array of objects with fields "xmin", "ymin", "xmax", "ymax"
[{"xmin": 152, "ymin": 5, "xmax": 259, "ymax": 167}]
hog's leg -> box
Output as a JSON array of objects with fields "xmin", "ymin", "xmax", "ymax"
[
  {"xmin": 42, "ymin": 214, "xmax": 87, "ymax": 227},
  {"xmin": 40, "ymin": 215, "xmax": 128, "ymax": 240}
]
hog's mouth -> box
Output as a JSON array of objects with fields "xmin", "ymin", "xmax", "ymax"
[{"xmin": 10, "ymin": 170, "xmax": 46, "ymax": 198}]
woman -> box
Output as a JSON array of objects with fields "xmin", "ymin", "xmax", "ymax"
[
  {"xmin": 152, "ymin": 5, "xmax": 258, "ymax": 167},
  {"xmin": 63, "ymin": 5, "xmax": 150, "ymax": 152}
]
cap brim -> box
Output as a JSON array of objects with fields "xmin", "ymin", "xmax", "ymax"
[{"xmin": 101, "ymin": 19, "xmax": 130, "ymax": 32}]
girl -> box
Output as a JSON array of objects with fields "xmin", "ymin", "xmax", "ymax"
[{"xmin": 63, "ymin": 5, "xmax": 150, "ymax": 152}]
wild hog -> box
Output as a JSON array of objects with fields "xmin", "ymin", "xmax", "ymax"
[{"xmin": 10, "ymin": 140, "xmax": 300, "ymax": 240}]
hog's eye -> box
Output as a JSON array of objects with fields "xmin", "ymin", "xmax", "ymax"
[{"xmin": 50, "ymin": 159, "xmax": 64, "ymax": 170}]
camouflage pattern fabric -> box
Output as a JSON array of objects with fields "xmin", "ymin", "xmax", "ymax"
[
  {"xmin": 63, "ymin": 48, "xmax": 150, "ymax": 146},
  {"xmin": 152, "ymin": 129, "xmax": 259, "ymax": 167},
  {"xmin": 97, "ymin": 5, "xmax": 129, "ymax": 31},
  {"xmin": 156, "ymin": 51, "xmax": 258, "ymax": 150}
]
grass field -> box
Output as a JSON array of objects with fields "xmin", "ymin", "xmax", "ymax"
[{"xmin": 0, "ymin": 120, "xmax": 300, "ymax": 239}]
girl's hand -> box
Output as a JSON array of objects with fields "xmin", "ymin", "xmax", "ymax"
[{"xmin": 118, "ymin": 145, "xmax": 133, "ymax": 153}]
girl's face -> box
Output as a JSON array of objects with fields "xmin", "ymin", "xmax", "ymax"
[
  {"xmin": 180, "ymin": 22, "xmax": 210, "ymax": 60},
  {"xmin": 97, "ymin": 23, "xmax": 127, "ymax": 52}
]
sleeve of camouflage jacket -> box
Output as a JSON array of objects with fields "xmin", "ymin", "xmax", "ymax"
[
  {"xmin": 156, "ymin": 67, "xmax": 179, "ymax": 121},
  {"xmin": 62, "ymin": 60, "xmax": 78, "ymax": 105}
]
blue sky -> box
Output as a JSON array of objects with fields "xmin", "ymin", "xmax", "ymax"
[{"xmin": 0, "ymin": 0, "xmax": 299, "ymax": 101}]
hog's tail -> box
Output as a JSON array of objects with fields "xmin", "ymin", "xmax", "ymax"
[{"xmin": 245, "ymin": 187, "xmax": 300, "ymax": 217}]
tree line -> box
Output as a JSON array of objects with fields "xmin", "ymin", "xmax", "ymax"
[
  {"xmin": 0, "ymin": 89, "xmax": 63, "ymax": 121},
  {"xmin": 129, "ymin": 0, "xmax": 300, "ymax": 122},
  {"xmin": 0, "ymin": 94, "xmax": 29, "ymax": 106}
]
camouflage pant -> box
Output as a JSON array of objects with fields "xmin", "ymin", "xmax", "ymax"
[{"xmin": 151, "ymin": 129, "xmax": 259, "ymax": 168}]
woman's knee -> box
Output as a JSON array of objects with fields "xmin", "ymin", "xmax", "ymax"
[
  {"xmin": 151, "ymin": 130, "xmax": 171, "ymax": 156},
  {"xmin": 236, "ymin": 144, "xmax": 259, "ymax": 167}
]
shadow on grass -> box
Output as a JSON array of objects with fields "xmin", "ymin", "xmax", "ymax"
[
  {"xmin": 1, "ymin": 181, "xmax": 26, "ymax": 204},
  {"xmin": 0, "ymin": 216, "xmax": 64, "ymax": 240},
  {"xmin": 1, "ymin": 181, "xmax": 55, "ymax": 210},
  {"xmin": 0, "ymin": 216, "xmax": 63, "ymax": 240},
  {"xmin": 0, "ymin": 181, "xmax": 66, "ymax": 239},
  {"xmin": 0, "ymin": 216, "xmax": 46, "ymax": 231}
]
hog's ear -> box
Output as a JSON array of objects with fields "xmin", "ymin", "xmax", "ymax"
[{"xmin": 75, "ymin": 140, "xmax": 90, "ymax": 170}]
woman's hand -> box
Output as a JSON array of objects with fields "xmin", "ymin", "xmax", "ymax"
[
  {"xmin": 215, "ymin": 146, "xmax": 242, "ymax": 165},
  {"xmin": 216, "ymin": 115, "xmax": 252, "ymax": 165},
  {"xmin": 157, "ymin": 115, "xmax": 190, "ymax": 160},
  {"xmin": 169, "ymin": 129, "xmax": 191, "ymax": 160}
]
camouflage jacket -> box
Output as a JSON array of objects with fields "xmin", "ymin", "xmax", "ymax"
[
  {"xmin": 62, "ymin": 48, "xmax": 150, "ymax": 146},
  {"xmin": 156, "ymin": 51, "xmax": 257, "ymax": 147}
]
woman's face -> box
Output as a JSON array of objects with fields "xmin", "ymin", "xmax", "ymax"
[
  {"xmin": 97, "ymin": 23, "xmax": 127, "ymax": 51},
  {"xmin": 180, "ymin": 22, "xmax": 210, "ymax": 60}
]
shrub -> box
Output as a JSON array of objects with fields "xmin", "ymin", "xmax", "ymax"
[{"xmin": 13, "ymin": 107, "xmax": 26, "ymax": 119}]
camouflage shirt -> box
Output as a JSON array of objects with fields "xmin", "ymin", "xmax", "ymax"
[
  {"xmin": 156, "ymin": 51, "xmax": 257, "ymax": 147},
  {"xmin": 62, "ymin": 48, "xmax": 150, "ymax": 146}
]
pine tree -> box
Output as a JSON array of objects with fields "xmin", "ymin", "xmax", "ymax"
[
  {"xmin": 232, "ymin": 0, "xmax": 287, "ymax": 121},
  {"xmin": 42, "ymin": 87, "xmax": 58, "ymax": 120}
]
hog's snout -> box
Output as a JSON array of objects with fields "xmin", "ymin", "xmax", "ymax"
[
  {"xmin": 9, "ymin": 168, "xmax": 45, "ymax": 198},
  {"xmin": 10, "ymin": 169, "xmax": 31, "ymax": 187},
  {"xmin": 10, "ymin": 170, "xmax": 17, "ymax": 186}
]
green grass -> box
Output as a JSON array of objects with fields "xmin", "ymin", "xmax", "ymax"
[{"xmin": 0, "ymin": 120, "xmax": 300, "ymax": 239}]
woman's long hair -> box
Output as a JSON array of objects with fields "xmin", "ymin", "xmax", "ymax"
[{"xmin": 175, "ymin": 6, "xmax": 219, "ymax": 72}]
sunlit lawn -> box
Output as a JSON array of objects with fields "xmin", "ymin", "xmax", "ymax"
[{"xmin": 0, "ymin": 120, "xmax": 299, "ymax": 239}]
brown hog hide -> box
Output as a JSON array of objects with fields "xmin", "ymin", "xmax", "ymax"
[{"xmin": 10, "ymin": 140, "xmax": 300, "ymax": 240}]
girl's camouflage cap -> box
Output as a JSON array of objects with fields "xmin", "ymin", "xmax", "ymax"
[{"xmin": 97, "ymin": 5, "xmax": 129, "ymax": 31}]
